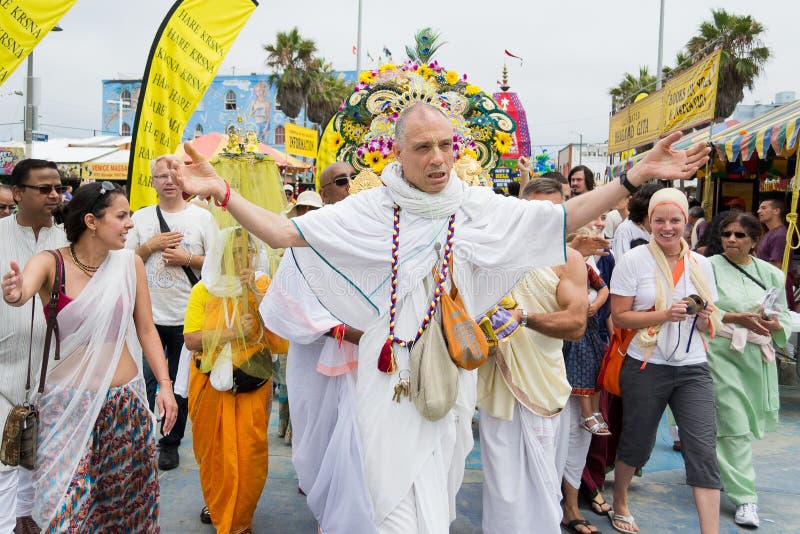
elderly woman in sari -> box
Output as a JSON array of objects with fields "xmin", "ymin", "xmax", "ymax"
[
  {"xmin": 1, "ymin": 181, "xmax": 178, "ymax": 531},
  {"xmin": 184, "ymin": 226, "xmax": 287, "ymax": 534},
  {"xmin": 706, "ymin": 212, "xmax": 790, "ymax": 528},
  {"xmin": 609, "ymin": 188, "xmax": 720, "ymax": 533}
]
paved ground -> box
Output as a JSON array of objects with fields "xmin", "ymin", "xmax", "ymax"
[{"xmin": 160, "ymin": 386, "xmax": 800, "ymax": 533}]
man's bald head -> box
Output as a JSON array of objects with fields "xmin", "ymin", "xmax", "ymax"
[
  {"xmin": 319, "ymin": 162, "xmax": 356, "ymax": 205},
  {"xmin": 394, "ymin": 103, "xmax": 450, "ymax": 149}
]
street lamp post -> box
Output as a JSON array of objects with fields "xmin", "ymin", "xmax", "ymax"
[
  {"xmin": 23, "ymin": 26, "xmax": 62, "ymax": 158},
  {"xmin": 23, "ymin": 54, "xmax": 36, "ymax": 158},
  {"xmin": 570, "ymin": 131, "xmax": 583, "ymax": 166}
]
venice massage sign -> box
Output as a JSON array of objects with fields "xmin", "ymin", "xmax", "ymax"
[
  {"xmin": 608, "ymin": 49, "xmax": 721, "ymax": 154},
  {"xmin": 0, "ymin": 0, "xmax": 78, "ymax": 84},
  {"xmin": 127, "ymin": 0, "xmax": 257, "ymax": 211}
]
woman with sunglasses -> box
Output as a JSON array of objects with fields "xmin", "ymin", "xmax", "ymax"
[
  {"xmin": 1, "ymin": 181, "xmax": 178, "ymax": 531},
  {"xmin": 609, "ymin": 188, "xmax": 720, "ymax": 533},
  {"xmin": 706, "ymin": 212, "xmax": 791, "ymax": 528}
]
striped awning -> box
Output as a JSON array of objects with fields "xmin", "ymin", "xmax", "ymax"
[
  {"xmin": 714, "ymin": 99, "xmax": 800, "ymax": 162},
  {"xmin": 606, "ymin": 119, "xmax": 739, "ymax": 179}
]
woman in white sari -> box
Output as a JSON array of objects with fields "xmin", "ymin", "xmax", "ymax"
[{"xmin": 1, "ymin": 181, "xmax": 178, "ymax": 532}]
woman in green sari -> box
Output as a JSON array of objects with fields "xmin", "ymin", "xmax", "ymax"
[{"xmin": 707, "ymin": 212, "xmax": 791, "ymax": 528}]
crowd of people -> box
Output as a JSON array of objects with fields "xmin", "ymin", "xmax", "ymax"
[{"xmin": 0, "ymin": 102, "xmax": 793, "ymax": 534}]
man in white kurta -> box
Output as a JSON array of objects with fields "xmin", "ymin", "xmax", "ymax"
[
  {"xmin": 171, "ymin": 104, "xmax": 711, "ymax": 532},
  {"xmin": 0, "ymin": 160, "xmax": 67, "ymax": 533}
]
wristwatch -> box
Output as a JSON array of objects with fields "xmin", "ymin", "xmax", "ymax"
[
  {"xmin": 519, "ymin": 308, "xmax": 528, "ymax": 327},
  {"xmin": 619, "ymin": 171, "xmax": 640, "ymax": 195}
]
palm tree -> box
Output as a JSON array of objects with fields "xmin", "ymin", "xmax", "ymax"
[
  {"xmin": 661, "ymin": 51, "xmax": 691, "ymax": 81},
  {"xmin": 263, "ymin": 28, "xmax": 317, "ymax": 119},
  {"xmin": 306, "ymin": 58, "xmax": 354, "ymax": 128},
  {"xmin": 609, "ymin": 66, "xmax": 657, "ymax": 113},
  {"xmin": 684, "ymin": 9, "xmax": 770, "ymax": 119}
]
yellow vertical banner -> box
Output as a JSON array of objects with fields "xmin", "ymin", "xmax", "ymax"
[
  {"xmin": 661, "ymin": 49, "xmax": 721, "ymax": 134},
  {"xmin": 284, "ymin": 123, "xmax": 319, "ymax": 159},
  {"xmin": 0, "ymin": 0, "xmax": 78, "ymax": 84},
  {"xmin": 127, "ymin": 0, "xmax": 258, "ymax": 211}
]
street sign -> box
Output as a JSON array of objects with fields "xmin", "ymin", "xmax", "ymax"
[{"xmin": 32, "ymin": 132, "xmax": 48, "ymax": 142}]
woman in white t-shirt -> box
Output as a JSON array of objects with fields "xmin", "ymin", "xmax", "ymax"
[{"xmin": 608, "ymin": 188, "xmax": 721, "ymax": 534}]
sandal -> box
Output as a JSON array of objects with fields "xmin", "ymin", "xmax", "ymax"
[
  {"xmin": 580, "ymin": 415, "xmax": 611, "ymax": 436},
  {"xmin": 609, "ymin": 509, "xmax": 638, "ymax": 533},
  {"xmin": 200, "ymin": 505, "xmax": 212, "ymax": 525},
  {"xmin": 592, "ymin": 412, "xmax": 610, "ymax": 431},
  {"xmin": 585, "ymin": 489, "xmax": 611, "ymax": 516},
  {"xmin": 561, "ymin": 518, "xmax": 598, "ymax": 534}
]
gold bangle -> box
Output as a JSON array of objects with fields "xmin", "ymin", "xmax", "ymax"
[{"xmin": 186, "ymin": 253, "xmax": 193, "ymax": 267}]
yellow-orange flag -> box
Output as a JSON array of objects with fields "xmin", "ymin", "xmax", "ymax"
[
  {"xmin": 0, "ymin": 0, "xmax": 78, "ymax": 84},
  {"xmin": 127, "ymin": 0, "xmax": 257, "ymax": 211}
]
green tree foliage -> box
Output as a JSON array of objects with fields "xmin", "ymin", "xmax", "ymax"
[
  {"xmin": 609, "ymin": 66, "xmax": 657, "ymax": 113},
  {"xmin": 263, "ymin": 27, "xmax": 317, "ymax": 119},
  {"xmin": 684, "ymin": 9, "xmax": 770, "ymax": 119}
]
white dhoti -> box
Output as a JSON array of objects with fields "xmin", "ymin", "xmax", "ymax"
[
  {"xmin": 553, "ymin": 396, "xmax": 592, "ymax": 489},
  {"xmin": 287, "ymin": 338, "xmax": 374, "ymax": 534},
  {"xmin": 263, "ymin": 250, "xmax": 375, "ymax": 533},
  {"xmin": 476, "ymin": 268, "xmax": 571, "ymax": 534},
  {"xmin": 479, "ymin": 403, "xmax": 561, "ymax": 534},
  {"xmin": 0, "ymin": 468, "xmax": 35, "ymax": 530}
]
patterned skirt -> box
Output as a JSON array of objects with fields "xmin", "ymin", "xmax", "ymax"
[
  {"xmin": 46, "ymin": 385, "xmax": 160, "ymax": 533},
  {"xmin": 562, "ymin": 315, "xmax": 605, "ymax": 396}
]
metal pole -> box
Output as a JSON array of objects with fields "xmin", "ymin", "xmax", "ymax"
[
  {"xmin": 355, "ymin": 0, "xmax": 363, "ymax": 75},
  {"xmin": 656, "ymin": 0, "xmax": 665, "ymax": 90},
  {"xmin": 579, "ymin": 133, "xmax": 583, "ymax": 165},
  {"xmin": 24, "ymin": 54, "xmax": 35, "ymax": 158}
]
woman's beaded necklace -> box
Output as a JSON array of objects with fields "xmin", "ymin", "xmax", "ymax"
[
  {"xmin": 69, "ymin": 244, "xmax": 100, "ymax": 277},
  {"xmin": 377, "ymin": 204, "xmax": 455, "ymax": 374}
]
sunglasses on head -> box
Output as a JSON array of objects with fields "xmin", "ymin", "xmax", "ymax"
[
  {"xmin": 18, "ymin": 184, "xmax": 68, "ymax": 195},
  {"xmin": 322, "ymin": 173, "xmax": 357, "ymax": 188},
  {"xmin": 86, "ymin": 181, "xmax": 117, "ymax": 213},
  {"xmin": 720, "ymin": 231, "xmax": 748, "ymax": 239}
]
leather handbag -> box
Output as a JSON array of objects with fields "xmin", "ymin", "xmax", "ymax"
[
  {"xmin": 409, "ymin": 317, "xmax": 459, "ymax": 421},
  {"xmin": 0, "ymin": 250, "xmax": 61, "ymax": 470}
]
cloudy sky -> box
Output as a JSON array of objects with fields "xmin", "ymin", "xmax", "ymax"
[{"xmin": 0, "ymin": 0, "xmax": 796, "ymax": 152}]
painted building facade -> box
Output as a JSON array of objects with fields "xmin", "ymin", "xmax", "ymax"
[{"xmin": 102, "ymin": 72, "xmax": 356, "ymax": 152}]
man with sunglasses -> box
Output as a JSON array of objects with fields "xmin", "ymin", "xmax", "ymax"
[
  {"xmin": 0, "ymin": 184, "xmax": 14, "ymax": 218},
  {"xmin": 127, "ymin": 155, "xmax": 215, "ymax": 471},
  {"xmin": 319, "ymin": 162, "xmax": 356, "ymax": 205},
  {"xmin": 0, "ymin": 159, "xmax": 68, "ymax": 534}
]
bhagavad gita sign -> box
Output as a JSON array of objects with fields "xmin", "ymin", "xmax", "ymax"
[{"xmin": 608, "ymin": 50, "xmax": 721, "ymax": 154}]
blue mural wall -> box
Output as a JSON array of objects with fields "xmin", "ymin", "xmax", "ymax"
[{"xmin": 102, "ymin": 71, "xmax": 356, "ymax": 152}]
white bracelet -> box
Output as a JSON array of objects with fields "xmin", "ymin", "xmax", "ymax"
[{"xmin": 519, "ymin": 308, "xmax": 527, "ymax": 327}]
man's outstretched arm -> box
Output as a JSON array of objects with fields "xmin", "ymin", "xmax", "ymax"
[
  {"xmin": 170, "ymin": 142, "xmax": 306, "ymax": 249},
  {"xmin": 563, "ymin": 132, "xmax": 710, "ymax": 232}
]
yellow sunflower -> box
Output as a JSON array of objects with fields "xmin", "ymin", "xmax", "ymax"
[
  {"xmin": 330, "ymin": 131, "xmax": 345, "ymax": 150},
  {"xmin": 417, "ymin": 65, "xmax": 432, "ymax": 78},
  {"xmin": 445, "ymin": 70, "xmax": 459, "ymax": 85},
  {"xmin": 465, "ymin": 84, "xmax": 481, "ymax": 96},
  {"xmin": 359, "ymin": 70, "xmax": 376, "ymax": 84},
  {"xmin": 493, "ymin": 131, "xmax": 512, "ymax": 154},
  {"xmin": 379, "ymin": 63, "xmax": 397, "ymax": 73}
]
